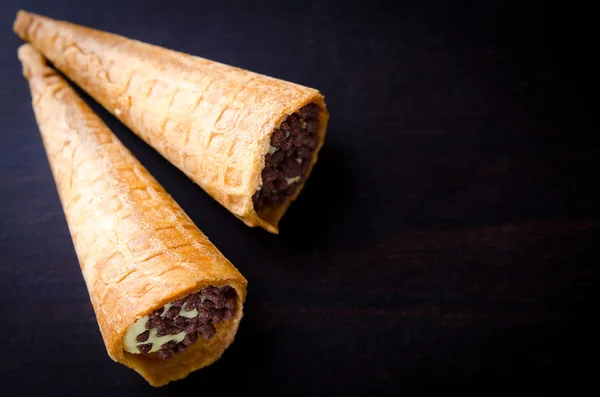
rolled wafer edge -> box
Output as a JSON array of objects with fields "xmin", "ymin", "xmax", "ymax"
[
  {"xmin": 13, "ymin": 10, "xmax": 330, "ymax": 234},
  {"xmin": 17, "ymin": 43, "xmax": 248, "ymax": 386}
]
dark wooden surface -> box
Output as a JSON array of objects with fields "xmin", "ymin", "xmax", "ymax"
[{"xmin": 0, "ymin": 1, "xmax": 596, "ymax": 395}]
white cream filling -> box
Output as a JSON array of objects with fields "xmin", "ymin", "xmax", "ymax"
[
  {"xmin": 285, "ymin": 176, "xmax": 300, "ymax": 185},
  {"xmin": 123, "ymin": 301, "xmax": 203, "ymax": 354},
  {"xmin": 123, "ymin": 316, "xmax": 188, "ymax": 353}
]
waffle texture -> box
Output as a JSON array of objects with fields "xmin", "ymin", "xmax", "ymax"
[
  {"xmin": 14, "ymin": 10, "xmax": 329, "ymax": 233},
  {"xmin": 18, "ymin": 44, "xmax": 248, "ymax": 386}
]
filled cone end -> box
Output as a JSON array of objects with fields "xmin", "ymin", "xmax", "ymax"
[
  {"xmin": 18, "ymin": 35, "xmax": 249, "ymax": 389},
  {"xmin": 251, "ymin": 99, "xmax": 329, "ymax": 233},
  {"xmin": 13, "ymin": 9, "xmax": 329, "ymax": 234}
]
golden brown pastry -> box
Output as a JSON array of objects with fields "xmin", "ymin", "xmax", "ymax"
[
  {"xmin": 17, "ymin": 43, "xmax": 248, "ymax": 387},
  {"xmin": 14, "ymin": 10, "xmax": 330, "ymax": 233}
]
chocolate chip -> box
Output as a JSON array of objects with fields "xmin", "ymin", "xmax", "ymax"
[
  {"xmin": 185, "ymin": 294, "xmax": 200, "ymax": 311},
  {"xmin": 223, "ymin": 286, "xmax": 237, "ymax": 308},
  {"xmin": 172, "ymin": 298, "xmax": 186, "ymax": 307},
  {"xmin": 225, "ymin": 295, "xmax": 237, "ymax": 310},
  {"xmin": 279, "ymin": 122, "xmax": 291, "ymax": 138},
  {"xmin": 224, "ymin": 308, "xmax": 235, "ymax": 321},
  {"xmin": 297, "ymin": 147, "xmax": 311, "ymax": 159},
  {"xmin": 157, "ymin": 350, "xmax": 172, "ymax": 360},
  {"xmin": 202, "ymin": 286, "xmax": 220, "ymax": 297},
  {"xmin": 211, "ymin": 309, "xmax": 225, "ymax": 323},
  {"xmin": 174, "ymin": 316, "xmax": 188, "ymax": 329},
  {"xmin": 214, "ymin": 299, "xmax": 226, "ymax": 309},
  {"xmin": 281, "ymin": 139, "xmax": 293, "ymax": 151},
  {"xmin": 293, "ymin": 134, "xmax": 304, "ymax": 147},
  {"xmin": 157, "ymin": 345, "xmax": 176, "ymax": 360},
  {"xmin": 297, "ymin": 103, "xmax": 319, "ymax": 119},
  {"xmin": 146, "ymin": 318, "xmax": 156, "ymax": 330},
  {"xmin": 274, "ymin": 178, "xmax": 288, "ymax": 191},
  {"xmin": 156, "ymin": 319, "xmax": 174, "ymax": 337},
  {"xmin": 182, "ymin": 332, "xmax": 198, "ymax": 346},
  {"xmin": 201, "ymin": 299, "xmax": 216, "ymax": 310},
  {"xmin": 261, "ymin": 182, "xmax": 276, "ymax": 196},
  {"xmin": 281, "ymin": 157, "xmax": 302, "ymax": 176},
  {"xmin": 306, "ymin": 119, "xmax": 318, "ymax": 135},
  {"xmin": 157, "ymin": 341, "xmax": 177, "ymax": 360},
  {"xmin": 136, "ymin": 330, "xmax": 150, "ymax": 343},
  {"xmin": 151, "ymin": 307, "xmax": 164, "ymax": 317},
  {"xmin": 271, "ymin": 149, "xmax": 284, "ymax": 165},
  {"xmin": 264, "ymin": 153, "xmax": 275, "ymax": 168},
  {"xmin": 164, "ymin": 340, "xmax": 177, "ymax": 349},
  {"xmin": 156, "ymin": 328, "xmax": 168, "ymax": 337},
  {"xmin": 164, "ymin": 305, "xmax": 181, "ymax": 319},
  {"xmin": 263, "ymin": 167, "xmax": 278, "ymax": 183},
  {"xmin": 271, "ymin": 128, "xmax": 285, "ymax": 146},
  {"xmin": 198, "ymin": 323, "xmax": 216, "ymax": 340},
  {"xmin": 287, "ymin": 115, "xmax": 300, "ymax": 131},
  {"xmin": 138, "ymin": 343, "xmax": 152, "ymax": 354},
  {"xmin": 207, "ymin": 289, "xmax": 226, "ymax": 308}
]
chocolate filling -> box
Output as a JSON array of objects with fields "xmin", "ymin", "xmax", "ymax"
[
  {"xmin": 134, "ymin": 285, "xmax": 238, "ymax": 360},
  {"xmin": 252, "ymin": 103, "xmax": 320, "ymax": 211}
]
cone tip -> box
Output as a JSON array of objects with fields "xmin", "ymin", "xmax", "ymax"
[
  {"xmin": 13, "ymin": 10, "xmax": 32, "ymax": 39},
  {"xmin": 17, "ymin": 44, "xmax": 49, "ymax": 79}
]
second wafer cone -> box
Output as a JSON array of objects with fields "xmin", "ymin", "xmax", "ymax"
[
  {"xmin": 18, "ymin": 43, "xmax": 247, "ymax": 386},
  {"xmin": 14, "ymin": 10, "xmax": 329, "ymax": 233}
]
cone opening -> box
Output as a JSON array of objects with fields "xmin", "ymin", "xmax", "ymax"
[
  {"xmin": 123, "ymin": 286, "xmax": 238, "ymax": 360},
  {"xmin": 252, "ymin": 103, "xmax": 320, "ymax": 218}
]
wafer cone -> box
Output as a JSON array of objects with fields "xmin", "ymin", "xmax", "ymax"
[
  {"xmin": 18, "ymin": 44, "xmax": 247, "ymax": 386},
  {"xmin": 14, "ymin": 10, "xmax": 329, "ymax": 233}
]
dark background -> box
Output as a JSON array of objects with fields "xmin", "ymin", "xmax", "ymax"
[{"xmin": 0, "ymin": 0, "xmax": 596, "ymax": 395}]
